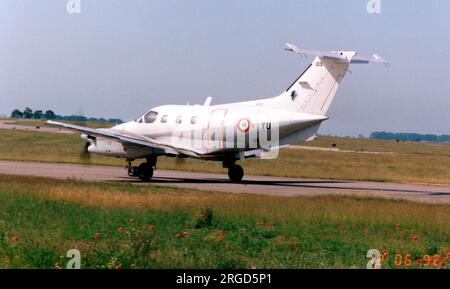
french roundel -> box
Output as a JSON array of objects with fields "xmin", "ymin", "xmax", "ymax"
[{"xmin": 237, "ymin": 118, "xmax": 251, "ymax": 133}]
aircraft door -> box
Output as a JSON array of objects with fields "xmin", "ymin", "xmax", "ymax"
[{"xmin": 206, "ymin": 109, "xmax": 227, "ymax": 153}]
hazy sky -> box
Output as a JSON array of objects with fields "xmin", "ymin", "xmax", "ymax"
[{"xmin": 1, "ymin": 0, "xmax": 449, "ymax": 136}]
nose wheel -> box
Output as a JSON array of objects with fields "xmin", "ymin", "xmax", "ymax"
[
  {"xmin": 227, "ymin": 164, "xmax": 244, "ymax": 182},
  {"xmin": 137, "ymin": 162, "xmax": 153, "ymax": 181},
  {"xmin": 126, "ymin": 156, "xmax": 156, "ymax": 181},
  {"xmin": 127, "ymin": 166, "xmax": 139, "ymax": 177}
]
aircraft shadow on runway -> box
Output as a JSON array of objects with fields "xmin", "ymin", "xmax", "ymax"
[{"xmin": 111, "ymin": 177, "xmax": 450, "ymax": 196}]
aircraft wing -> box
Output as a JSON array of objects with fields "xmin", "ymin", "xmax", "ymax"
[{"xmin": 46, "ymin": 120, "xmax": 201, "ymax": 157}]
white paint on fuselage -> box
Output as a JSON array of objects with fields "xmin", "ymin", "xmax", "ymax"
[{"xmin": 112, "ymin": 100, "xmax": 327, "ymax": 157}]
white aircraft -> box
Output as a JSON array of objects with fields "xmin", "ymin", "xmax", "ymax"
[{"xmin": 48, "ymin": 43, "xmax": 387, "ymax": 182}]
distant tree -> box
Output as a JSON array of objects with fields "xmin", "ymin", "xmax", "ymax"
[
  {"xmin": 23, "ymin": 107, "xmax": 33, "ymax": 119},
  {"xmin": 370, "ymin": 131, "xmax": 450, "ymax": 143},
  {"xmin": 108, "ymin": 118, "xmax": 124, "ymax": 124},
  {"xmin": 11, "ymin": 109, "xmax": 23, "ymax": 118},
  {"xmin": 44, "ymin": 110, "xmax": 56, "ymax": 119},
  {"xmin": 33, "ymin": 110, "xmax": 43, "ymax": 119}
]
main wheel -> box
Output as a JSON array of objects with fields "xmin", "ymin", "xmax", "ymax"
[
  {"xmin": 137, "ymin": 163, "xmax": 153, "ymax": 181},
  {"xmin": 228, "ymin": 164, "xmax": 244, "ymax": 182}
]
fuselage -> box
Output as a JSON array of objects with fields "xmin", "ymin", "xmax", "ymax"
[{"xmin": 102, "ymin": 99, "xmax": 327, "ymax": 160}]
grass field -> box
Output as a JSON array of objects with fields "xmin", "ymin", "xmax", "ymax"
[
  {"xmin": 4, "ymin": 119, "xmax": 118, "ymax": 129},
  {"xmin": 1, "ymin": 128, "xmax": 450, "ymax": 185},
  {"xmin": 0, "ymin": 174, "xmax": 448, "ymax": 269}
]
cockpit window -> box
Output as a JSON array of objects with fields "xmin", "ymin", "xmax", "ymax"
[{"xmin": 144, "ymin": 111, "xmax": 158, "ymax": 123}]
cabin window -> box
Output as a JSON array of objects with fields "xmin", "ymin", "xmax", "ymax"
[
  {"xmin": 190, "ymin": 116, "xmax": 198, "ymax": 124},
  {"xmin": 144, "ymin": 111, "xmax": 158, "ymax": 123},
  {"xmin": 161, "ymin": 115, "xmax": 168, "ymax": 123},
  {"xmin": 176, "ymin": 115, "xmax": 183, "ymax": 124}
]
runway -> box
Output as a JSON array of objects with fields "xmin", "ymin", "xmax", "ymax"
[
  {"xmin": 0, "ymin": 119, "xmax": 73, "ymax": 134},
  {"xmin": 0, "ymin": 160, "xmax": 449, "ymax": 204}
]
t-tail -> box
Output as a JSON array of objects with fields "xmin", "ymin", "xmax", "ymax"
[{"xmin": 273, "ymin": 43, "xmax": 388, "ymax": 116}]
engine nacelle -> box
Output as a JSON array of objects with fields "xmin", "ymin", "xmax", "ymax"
[{"xmin": 80, "ymin": 134, "xmax": 153, "ymax": 158}]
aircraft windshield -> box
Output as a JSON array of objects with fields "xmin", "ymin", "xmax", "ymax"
[{"xmin": 144, "ymin": 111, "xmax": 158, "ymax": 123}]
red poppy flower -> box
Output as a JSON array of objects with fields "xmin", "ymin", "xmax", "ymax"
[
  {"xmin": 412, "ymin": 235, "xmax": 418, "ymax": 241},
  {"xmin": 193, "ymin": 214, "xmax": 197, "ymax": 218},
  {"xmin": 439, "ymin": 262, "xmax": 445, "ymax": 267},
  {"xmin": 395, "ymin": 224, "xmax": 401, "ymax": 229},
  {"xmin": 11, "ymin": 236, "xmax": 19, "ymax": 242},
  {"xmin": 55, "ymin": 262, "xmax": 62, "ymax": 269},
  {"xmin": 95, "ymin": 233, "xmax": 101, "ymax": 240},
  {"xmin": 118, "ymin": 226, "xmax": 125, "ymax": 232},
  {"xmin": 149, "ymin": 225, "xmax": 155, "ymax": 231},
  {"xmin": 115, "ymin": 265, "xmax": 122, "ymax": 270},
  {"xmin": 176, "ymin": 233, "xmax": 182, "ymax": 239},
  {"xmin": 200, "ymin": 214, "xmax": 204, "ymax": 218},
  {"xmin": 183, "ymin": 231, "xmax": 188, "ymax": 237},
  {"xmin": 415, "ymin": 260, "xmax": 422, "ymax": 265}
]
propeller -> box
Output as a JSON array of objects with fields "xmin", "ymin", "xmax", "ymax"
[
  {"xmin": 79, "ymin": 134, "xmax": 94, "ymax": 163},
  {"xmin": 79, "ymin": 140, "xmax": 91, "ymax": 163}
]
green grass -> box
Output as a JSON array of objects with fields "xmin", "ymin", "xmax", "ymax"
[
  {"xmin": 299, "ymin": 136, "xmax": 450, "ymax": 156},
  {"xmin": 1, "ymin": 129, "xmax": 450, "ymax": 185},
  {"xmin": 4, "ymin": 119, "xmax": 117, "ymax": 129},
  {"xmin": 0, "ymin": 174, "xmax": 448, "ymax": 269}
]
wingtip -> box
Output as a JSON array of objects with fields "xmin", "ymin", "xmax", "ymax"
[{"xmin": 45, "ymin": 120, "xmax": 60, "ymax": 127}]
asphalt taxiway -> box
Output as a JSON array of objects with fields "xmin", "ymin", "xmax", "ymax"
[{"xmin": 0, "ymin": 160, "xmax": 449, "ymax": 204}]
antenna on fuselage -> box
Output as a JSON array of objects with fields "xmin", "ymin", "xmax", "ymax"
[{"xmin": 203, "ymin": 96, "xmax": 213, "ymax": 106}]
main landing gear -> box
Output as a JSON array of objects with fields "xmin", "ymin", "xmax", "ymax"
[
  {"xmin": 127, "ymin": 156, "xmax": 245, "ymax": 183},
  {"xmin": 126, "ymin": 156, "xmax": 157, "ymax": 181},
  {"xmin": 223, "ymin": 160, "xmax": 244, "ymax": 183}
]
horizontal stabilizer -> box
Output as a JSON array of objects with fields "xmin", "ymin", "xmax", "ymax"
[{"xmin": 285, "ymin": 43, "xmax": 389, "ymax": 66}]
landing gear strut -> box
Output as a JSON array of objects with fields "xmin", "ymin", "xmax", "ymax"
[
  {"xmin": 126, "ymin": 160, "xmax": 139, "ymax": 177},
  {"xmin": 223, "ymin": 160, "xmax": 244, "ymax": 182},
  {"xmin": 126, "ymin": 156, "xmax": 157, "ymax": 181}
]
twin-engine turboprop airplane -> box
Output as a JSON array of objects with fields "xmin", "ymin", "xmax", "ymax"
[{"xmin": 47, "ymin": 43, "xmax": 387, "ymax": 182}]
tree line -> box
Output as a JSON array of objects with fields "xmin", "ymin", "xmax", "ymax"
[
  {"xmin": 370, "ymin": 131, "xmax": 450, "ymax": 143},
  {"xmin": 10, "ymin": 107, "xmax": 123, "ymax": 124}
]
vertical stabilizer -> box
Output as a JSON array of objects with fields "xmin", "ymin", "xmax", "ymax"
[{"xmin": 274, "ymin": 43, "xmax": 387, "ymax": 116}]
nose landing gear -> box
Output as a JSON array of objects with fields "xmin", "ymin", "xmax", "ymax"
[
  {"xmin": 137, "ymin": 162, "xmax": 153, "ymax": 181},
  {"xmin": 126, "ymin": 156, "xmax": 157, "ymax": 181}
]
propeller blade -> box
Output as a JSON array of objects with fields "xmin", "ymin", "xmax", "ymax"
[{"xmin": 79, "ymin": 141, "xmax": 91, "ymax": 163}]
